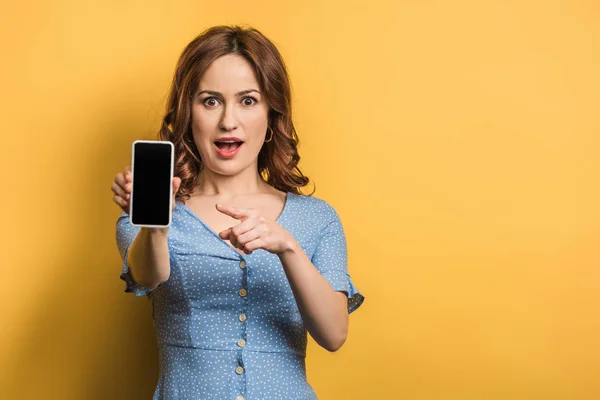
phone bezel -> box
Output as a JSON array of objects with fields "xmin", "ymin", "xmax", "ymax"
[{"xmin": 129, "ymin": 140, "xmax": 174, "ymax": 228}]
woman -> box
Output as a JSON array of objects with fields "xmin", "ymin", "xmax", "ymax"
[{"xmin": 111, "ymin": 25, "xmax": 364, "ymax": 400}]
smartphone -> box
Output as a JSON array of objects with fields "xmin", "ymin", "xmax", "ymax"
[{"xmin": 130, "ymin": 140, "xmax": 174, "ymax": 228}]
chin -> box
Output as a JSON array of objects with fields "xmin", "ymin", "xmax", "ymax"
[{"xmin": 208, "ymin": 161, "xmax": 251, "ymax": 175}]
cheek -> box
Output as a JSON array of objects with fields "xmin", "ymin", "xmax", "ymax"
[
  {"xmin": 243, "ymin": 109, "xmax": 269, "ymax": 132},
  {"xmin": 191, "ymin": 108, "xmax": 216, "ymax": 131},
  {"xmin": 191, "ymin": 111, "xmax": 220, "ymax": 149}
]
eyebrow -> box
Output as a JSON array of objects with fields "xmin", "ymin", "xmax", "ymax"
[{"xmin": 197, "ymin": 89, "xmax": 261, "ymax": 97}]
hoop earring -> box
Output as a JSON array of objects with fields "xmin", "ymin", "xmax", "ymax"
[{"xmin": 265, "ymin": 126, "xmax": 274, "ymax": 143}]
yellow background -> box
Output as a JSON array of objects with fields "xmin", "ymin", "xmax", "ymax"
[{"xmin": 1, "ymin": 0, "xmax": 599, "ymax": 399}]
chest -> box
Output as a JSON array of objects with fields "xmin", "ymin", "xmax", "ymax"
[{"xmin": 179, "ymin": 194, "xmax": 286, "ymax": 254}]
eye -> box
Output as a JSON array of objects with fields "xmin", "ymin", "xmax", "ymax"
[
  {"xmin": 242, "ymin": 96, "xmax": 257, "ymax": 106},
  {"xmin": 203, "ymin": 97, "xmax": 220, "ymax": 107}
]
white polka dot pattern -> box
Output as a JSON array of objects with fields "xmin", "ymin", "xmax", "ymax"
[{"xmin": 115, "ymin": 192, "xmax": 365, "ymax": 399}]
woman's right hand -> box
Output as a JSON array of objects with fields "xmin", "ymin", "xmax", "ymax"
[{"xmin": 111, "ymin": 165, "xmax": 182, "ymax": 216}]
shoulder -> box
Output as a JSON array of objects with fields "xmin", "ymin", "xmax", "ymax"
[{"xmin": 289, "ymin": 192, "xmax": 340, "ymax": 222}]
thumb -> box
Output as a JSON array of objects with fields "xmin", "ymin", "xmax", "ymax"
[
  {"xmin": 171, "ymin": 177, "xmax": 182, "ymax": 213},
  {"xmin": 219, "ymin": 228, "xmax": 232, "ymax": 239},
  {"xmin": 173, "ymin": 177, "xmax": 181, "ymax": 194}
]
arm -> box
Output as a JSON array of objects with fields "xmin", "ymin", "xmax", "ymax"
[
  {"xmin": 214, "ymin": 202, "xmax": 358, "ymax": 352},
  {"xmin": 278, "ymin": 244, "xmax": 349, "ymax": 352},
  {"xmin": 115, "ymin": 172, "xmax": 181, "ymax": 294},
  {"xmin": 127, "ymin": 227, "xmax": 171, "ymax": 291}
]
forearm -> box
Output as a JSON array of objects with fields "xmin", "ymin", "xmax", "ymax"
[
  {"xmin": 127, "ymin": 228, "xmax": 171, "ymax": 290},
  {"xmin": 278, "ymin": 241, "xmax": 349, "ymax": 352}
]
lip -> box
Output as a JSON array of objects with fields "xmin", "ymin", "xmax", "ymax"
[
  {"xmin": 214, "ymin": 136, "xmax": 243, "ymax": 143},
  {"xmin": 214, "ymin": 141, "xmax": 244, "ymax": 158}
]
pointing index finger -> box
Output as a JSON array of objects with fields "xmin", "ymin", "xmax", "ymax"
[{"xmin": 216, "ymin": 203, "xmax": 250, "ymax": 220}]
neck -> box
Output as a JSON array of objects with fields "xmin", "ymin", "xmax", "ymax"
[{"xmin": 193, "ymin": 163, "xmax": 269, "ymax": 198}]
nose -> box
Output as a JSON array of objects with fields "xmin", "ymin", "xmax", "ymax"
[{"xmin": 219, "ymin": 102, "xmax": 238, "ymax": 132}]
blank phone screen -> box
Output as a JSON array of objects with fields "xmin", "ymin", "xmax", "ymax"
[{"xmin": 130, "ymin": 141, "xmax": 173, "ymax": 226}]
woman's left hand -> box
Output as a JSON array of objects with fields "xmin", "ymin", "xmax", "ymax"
[{"xmin": 216, "ymin": 203, "xmax": 296, "ymax": 255}]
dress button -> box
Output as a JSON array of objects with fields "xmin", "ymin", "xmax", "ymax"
[
  {"xmin": 239, "ymin": 260, "xmax": 247, "ymax": 269},
  {"xmin": 239, "ymin": 288, "xmax": 247, "ymax": 297},
  {"xmin": 235, "ymin": 366, "xmax": 244, "ymax": 375},
  {"xmin": 239, "ymin": 313, "xmax": 247, "ymax": 322},
  {"xmin": 237, "ymin": 339, "xmax": 246, "ymax": 347},
  {"xmin": 236, "ymin": 396, "xmax": 245, "ymax": 400}
]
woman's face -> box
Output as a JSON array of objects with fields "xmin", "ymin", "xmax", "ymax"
[{"xmin": 191, "ymin": 54, "xmax": 270, "ymax": 176}]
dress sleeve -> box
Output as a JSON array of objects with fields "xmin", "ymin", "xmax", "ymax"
[
  {"xmin": 310, "ymin": 203, "xmax": 365, "ymax": 314},
  {"xmin": 116, "ymin": 211, "xmax": 158, "ymax": 297}
]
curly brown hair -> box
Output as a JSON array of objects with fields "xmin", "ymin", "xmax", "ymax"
[{"xmin": 157, "ymin": 25, "xmax": 314, "ymax": 202}]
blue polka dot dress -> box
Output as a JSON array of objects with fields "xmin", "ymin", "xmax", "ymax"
[{"xmin": 116, "ymin": 191, "xmax": 365, "ymax": 400}]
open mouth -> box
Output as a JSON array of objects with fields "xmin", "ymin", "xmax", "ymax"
[{"xmin": 214, "ymin": 140, "xmax": 244, "ymax": 151}]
